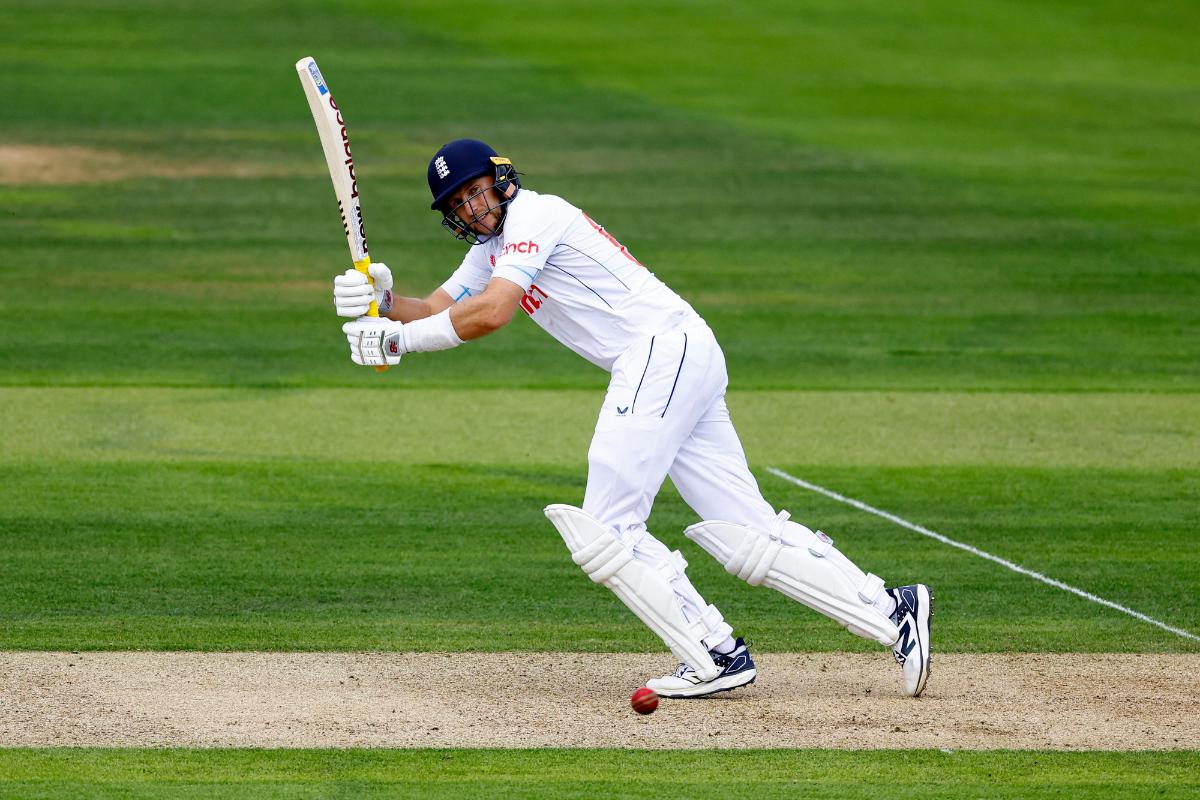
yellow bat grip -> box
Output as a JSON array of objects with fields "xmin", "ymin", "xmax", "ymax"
[{"xmin": 354, "ymin": 256, "xmax": 388, "ymax": 373}]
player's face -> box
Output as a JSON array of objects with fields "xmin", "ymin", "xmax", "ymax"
[{"xmin": 447, "ymin": 175, "xmax": 505, "ymax": 236}]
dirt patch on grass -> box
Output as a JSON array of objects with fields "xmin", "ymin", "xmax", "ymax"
[
  {"xmin": 0, "ymin": 144, "xmax": 284, "ymax": 184},
  {"xmin": 0, "ymin": 652, "xmax": 1196, "ymax": 750}
]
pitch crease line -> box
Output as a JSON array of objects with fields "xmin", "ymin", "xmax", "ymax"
[{"xmin": 766, "ymin": 466, "xmax": 1200, "ymax": 643}]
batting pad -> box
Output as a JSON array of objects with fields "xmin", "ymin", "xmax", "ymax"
[
  {"xmin": 545, "ymin": 504, "xmax": 721, "ymax": 680},
  {"xmin": 686, "ymin": 514, "xmax": 901, "ymax": 647}
]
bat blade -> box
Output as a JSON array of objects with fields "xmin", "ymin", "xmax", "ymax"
[{"xmin": 296, "ymin": 56, "xmax": 387, "ymax": 372}]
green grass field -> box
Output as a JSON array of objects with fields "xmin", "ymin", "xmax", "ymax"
[
  {"xmin": 1, "ymin": 0, "xmax": 1197, "ymax": 795},
  {"xmin": 4, "ymin": 750, "xmax": 1199, "ymax": 800}
]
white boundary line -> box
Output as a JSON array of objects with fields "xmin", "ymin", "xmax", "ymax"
[{"xmin": 766, "ymin": 466, "xmax": 1200, "ymax": 643}]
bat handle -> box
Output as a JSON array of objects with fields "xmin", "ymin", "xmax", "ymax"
[{"xmin": 354, "ymin": 256, "xmax": 389, "ymax": 373}]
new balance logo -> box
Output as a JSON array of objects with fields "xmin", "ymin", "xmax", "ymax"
[
  {"xmin": 434, "ymin": 156, "xmax": 450, "ymax": 179},
  {"xmin": 894, "ymin": 620, "xmax": 916, "ymax": 665}
]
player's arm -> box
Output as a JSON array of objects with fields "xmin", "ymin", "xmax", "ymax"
[
  {"xmin": 384, "ymin": 288, "xmax": 453, "ymax": 323},
  {"xmin": 381, "ymin": 278, "xmax": 519, "ymax": 334},
  {"xmin": 334, "ymin": 259, "xmax": 520, "ymax": 333},
  {"xmin": 445, "ymin": 277, "xmax": 524, "ymax": 340},
  {"xmin": 334, "ymin": 262, "xmax": 454, "ymax": 322},
  {"xmin": 338, "ymin": 275, "xmax": 525, "ymax": 367}
]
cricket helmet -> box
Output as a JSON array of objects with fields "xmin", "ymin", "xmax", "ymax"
[{"xmin": 427, "ymin": 139, "xmax": 520, "ymax": 244}]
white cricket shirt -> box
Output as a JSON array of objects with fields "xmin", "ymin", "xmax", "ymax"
[{"xmin": 438, "ymin": 189, "xmax": 700, "ymax": 370}]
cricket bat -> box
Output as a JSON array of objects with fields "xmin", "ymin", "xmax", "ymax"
[{"xmin": 295, "ymin": 56, "xmax": 387, "ymax": 372}]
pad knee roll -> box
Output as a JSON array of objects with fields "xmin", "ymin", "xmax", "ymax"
[{"xmin": 572, "ymin": 531, "xmax": 633, "ymax": 584}]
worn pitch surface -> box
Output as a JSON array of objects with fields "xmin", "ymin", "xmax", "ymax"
[{"xmin": 3, "ymin": 652, "xmax": 1197, "ymax": 750}]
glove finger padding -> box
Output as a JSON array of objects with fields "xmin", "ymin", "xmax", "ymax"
[
  {"xmin": 367, "ymin": 262, "xmax": 393, "ymax": 291},
  {"xmin": 335, "ymin": 283, "xmax": 373, "ymax": 299},
  {"xmin": 343, "ymin": 318, "xmax": 404, "ymax": 366},
  {"xmin": 334, "ymin": 267, "xmax": 393, "ymax": 316},
  {"xmin": 335, "ymin": 301, "xmax": 372, "ymax": 318},
  {"xmin": 334, "ymin": 269, "xmax": 369, "ymax": 287},
  {"xmin": 350, "ymin": 351, "xmax": 392, "ymax": 367},
  {"xmin": 334, "ymin": 269, "xmax": 376, "ymax": 317}
]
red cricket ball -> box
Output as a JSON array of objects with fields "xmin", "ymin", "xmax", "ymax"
[{"xmin": 631, "ymin": 687, "xmax": 659, "ymax": 715}]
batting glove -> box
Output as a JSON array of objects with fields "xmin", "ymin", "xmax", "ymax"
[
  {"xmin": 342, "ymin": 317, "xmax": 406, "ymax": 367},
  {"xmin": 333, "ymin": 262, "xmax": 393, "ymax": 317}
]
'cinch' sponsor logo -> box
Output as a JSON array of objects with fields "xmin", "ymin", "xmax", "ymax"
[{"xmin": 502, "ymin": 240, "xmax": 540, "ymax": 256}]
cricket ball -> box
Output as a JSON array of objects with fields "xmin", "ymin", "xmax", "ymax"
[{"xmin": 631, "ymin": 687, "xmax": 659, "ymax": 715}]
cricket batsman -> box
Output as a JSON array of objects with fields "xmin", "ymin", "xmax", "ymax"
[{"xmin": 333, "ymin": 139, "xmax": 933, "ymax": 698}]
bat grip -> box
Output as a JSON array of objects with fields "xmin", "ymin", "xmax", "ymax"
[{"xmin": 354, "ymin": 257, "xmax": 388, "ymax": 373}]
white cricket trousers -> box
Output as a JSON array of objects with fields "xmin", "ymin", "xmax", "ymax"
[{"xmin": 582, "ymin": 320, "xmax": 777, "ymax": 650}]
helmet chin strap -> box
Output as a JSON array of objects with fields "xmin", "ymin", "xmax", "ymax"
[{"xmin": 490, "ymin": 178, "xmax": 518, "ymax": 234}]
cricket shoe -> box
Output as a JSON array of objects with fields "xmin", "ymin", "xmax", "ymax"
[
  {"xmin": 888, "ymin": 584, "xmax": 933, "ymax": 697},
  {"xmin": 646, "ymin": 637, "xmax": 756, "ymax": 698}
]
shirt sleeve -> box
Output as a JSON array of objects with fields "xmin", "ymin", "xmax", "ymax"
[
  {"xmin": 491, "ymin": 193, "xmax": 578, "ymax": 291},
  {"xmin": 438, "ymin": 245, "xmax": 492, "ymax": 302}
]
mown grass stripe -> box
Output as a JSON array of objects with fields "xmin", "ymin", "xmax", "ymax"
[
  {"xmin": 2, "ymin": 747, "xmax": 1199, "ymax": 800},
  {"xmin": 767, "ymin": 466, "xmax": 1200, "ymax": 642}
]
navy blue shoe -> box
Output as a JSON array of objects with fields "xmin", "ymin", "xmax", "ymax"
[
  {"xmin": 646, "ymin": 637, "xmax": 757, "ymax": 698},
  {"xmin": 888, "ymin": 584, "xmax": 932, "ymax": 697}
]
